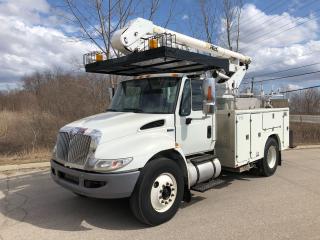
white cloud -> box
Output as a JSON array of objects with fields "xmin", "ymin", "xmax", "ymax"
[
  {"xmin": 288, "ymin": 83, "xmax": 301, "ymax": 90},
  {"xmin": 239, "ymin": 4, "xmax": 318, "ymax": 50},
  {"xmin": 0, "ymin": 0, "xmax": 97, "ymax": 83},
  {"xmin": 233, "ymin": 4, "xmax": 320, "ymax": 89},
  {"xmin": 0, "ymin": 0, "xmax": 50, "ymax": 25},
  {"xmin": 182, "ymin": 14, "xmax": 189, "ymax": 20}
]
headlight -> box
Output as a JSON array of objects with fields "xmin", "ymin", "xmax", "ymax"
[{"xmin": 87, "ymin": 157, "xmax": 133, "ymax": 172}]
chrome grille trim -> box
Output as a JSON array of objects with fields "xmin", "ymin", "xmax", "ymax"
[
  {"xmin": 68, "ymin": 134, "xmax": 91, "ymax": 165},
  {"xmin": 56, "ymin": 132, "xmax": 70, "ymax": 162},
  {"xmin": 56, "ymin": 131, "xmax": 92, "ymax": 166}
]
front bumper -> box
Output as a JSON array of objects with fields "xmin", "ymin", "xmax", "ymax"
[{"xmin": 51, "ymin": 160, "xmax": 140, "ymax": 199}]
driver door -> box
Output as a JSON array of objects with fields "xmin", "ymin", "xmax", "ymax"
[{"xmin": 175, "ymin": 79, "xmax": 215, "ymax": 155}]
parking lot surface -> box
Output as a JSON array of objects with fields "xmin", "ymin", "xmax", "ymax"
[{"xmin": 0, "ymin": 148, "xmax": 319, "ymax": 240}]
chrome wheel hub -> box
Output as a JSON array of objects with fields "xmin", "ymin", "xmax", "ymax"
[
  {"xmin": 150, "ymin": 173, "xmax": 177, "ymax": 213},
  {"xmin": 267, "ymin": 145, "xmax": 277, "ymax": 169}
]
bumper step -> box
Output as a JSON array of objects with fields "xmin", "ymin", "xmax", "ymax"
[{"xmin": 191, "ymin": 178, "xmax": 226, "ymax": 192}]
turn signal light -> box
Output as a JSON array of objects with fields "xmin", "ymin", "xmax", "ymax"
[
  {"xmin": 149, "ymin": 39, "xmax": 158, "ymax": 49},
  {"xmin": 96, "ymin": 53, "xmax": 103, "ymax": 62},
  {"xmin": 207, "ymin": 86, "xmax": 212, "ymax": 101}
]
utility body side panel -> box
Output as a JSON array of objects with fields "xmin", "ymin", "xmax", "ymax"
[{"xmin": 216, "ymin": 108, "xmax": 289, "ymax": 169}]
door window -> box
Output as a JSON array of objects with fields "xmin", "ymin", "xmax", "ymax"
[
  {"xmin": 179, "ymin": 79, "xmax": 191, "ymax": 116},
  {"xmin": 191, "ymin": 80, "xmax": 203, "ymax": 111}
]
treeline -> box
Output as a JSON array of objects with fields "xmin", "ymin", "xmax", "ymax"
[
  {"xmin": 0, "ymin": 70, "xmax": 114, "ymax": 154},
  {"xmin": 1, "ymin": 71, "xmax": 320, "ymax": 154},
  {"xmin": 288, "ymin": 89, "xmax": 320, "ymax": 115}
]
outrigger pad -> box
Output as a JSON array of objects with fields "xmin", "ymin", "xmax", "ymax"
[{"xmin": 85, "ymin": 46, "xmax": 229, "ymax": 76}]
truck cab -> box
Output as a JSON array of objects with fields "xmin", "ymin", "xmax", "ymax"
[{"xmin": 51, "ymin": 73, "xmax": 219, "ymax": 223}]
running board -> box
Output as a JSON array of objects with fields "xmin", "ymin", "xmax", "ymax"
[{"xmin": 191, "ymin": 178, "xmax": 225, "ymax": 192}]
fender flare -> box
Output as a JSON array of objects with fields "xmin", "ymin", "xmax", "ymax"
[{"xmin": 148, "ymin": 147, "xmax": 191, "ymax": 188}]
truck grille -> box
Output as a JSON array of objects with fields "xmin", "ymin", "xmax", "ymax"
[{"xmin": 56, "ymin": 132, "xmax": 92, "ymax": 166}]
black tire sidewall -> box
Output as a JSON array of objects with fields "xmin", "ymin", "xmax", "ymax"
[
  {"xmin": 262, "ymin": 138, "xmax": 279, "ymax": 176},
  {"xmin": 133, "ymin": 158, "xmax": 184, "ymax": 226}
]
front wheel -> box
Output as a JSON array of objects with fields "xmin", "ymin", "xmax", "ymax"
[
  {"xmin": 259, "ymin": 137, "xmax": 280, "ymax": 177},
  {"xmin": 129, "ymin": 157, "xmax": 184, "ymax": 226}
]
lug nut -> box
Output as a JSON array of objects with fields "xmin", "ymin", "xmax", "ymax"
[
  {"xmin": 159, "ymin": 196, "xmax": 162, "ymax": 199},
  {"xmin": 171, "ymin": 188, "xmax": 175, "ymax": 191},
  {"xmin": 171, "ymin": 194, "xmax": 174, "ymax": 197},
  {"xmin": 166, "ymin": 182, "xmax": 169, "ymax": 186},
  {"xmin": 170, "ymin": 183, "xmax": 173, "ymax": 186},
  {"xmin": 169, "ymin": 199, "xmax": 172, "ymax": 202},
  {"xmin": 165, "ymin": 201, "xmax": 168, "ymax": 204},
  {"xmin": 161, "ymin": 200, "xmax": 164, "ymax": 203}
]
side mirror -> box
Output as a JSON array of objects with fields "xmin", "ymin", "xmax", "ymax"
[{"xmin": 202, "ymin": 78, "xmax": 215, "ymax": 114}]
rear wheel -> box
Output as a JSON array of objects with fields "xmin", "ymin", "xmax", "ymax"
[
  {"xmin": 260, "ymin": 137, "xmax": 279, "ymax": 177},
  {"xmin": 129, "ymin": 157, "xmax": 184, "ymax": 226}
]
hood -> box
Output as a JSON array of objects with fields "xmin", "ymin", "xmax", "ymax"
[{"xmin": 62, "ymin": 111, "xmax": 174, "ymax": 144}]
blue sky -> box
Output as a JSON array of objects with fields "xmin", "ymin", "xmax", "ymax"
[{"xmin": 1, "ymin": 0, "xmax": 320, "ymax": 93}]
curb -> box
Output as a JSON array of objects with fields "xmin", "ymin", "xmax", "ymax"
[
  {"xmin": 0, "ymin": 162, "xmax": 50, "ymax": 172},
  {"xmin": 292, "ymin": 145, "xmax": 320, "ymax": 150}
]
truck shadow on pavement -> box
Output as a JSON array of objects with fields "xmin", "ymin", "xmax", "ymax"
[{"xmin": 0, "ymin": 169, "xmax": 260, "ymax": 231}]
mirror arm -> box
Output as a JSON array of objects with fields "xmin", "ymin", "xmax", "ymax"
[{"xmin": 186, "ymin": 118, "xmax": 192, "ymax": 125}]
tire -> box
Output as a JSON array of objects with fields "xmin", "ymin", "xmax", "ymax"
[
  {"xmin": 260, "ymin": 137, "xmax": 279, "ymax": 177},
  {"xmin": 73, "ymin": 192, "xmax": 88, "ymax": 198},
  {"xmin": 129, "ymin": 157, "xmax": 184, "ymax": 226}
]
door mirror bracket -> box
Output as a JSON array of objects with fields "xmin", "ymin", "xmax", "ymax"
[{"xmin": 186, "ymin": 118, "xmax": 192, "ymax": 125}]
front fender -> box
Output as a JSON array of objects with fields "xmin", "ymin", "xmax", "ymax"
[{"xmin": 94, "ymin": 132, "xmax": 177, "ymax": 172}]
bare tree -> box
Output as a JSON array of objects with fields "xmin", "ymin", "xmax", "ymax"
[
  {"xmin": 63, "ymin": 0, "xmax": 135, "ymax": 59},
  {"xmin": 187, "ymin": 0, "xmax": 218, "ymax": 43},
  {"xmin": 199, "ymin": 0, "xmax": 217, "ymax": 43},
  {"xmin": 222, "ymin": 0, "xmax": 243, "ymax": 51},
  {"xmin": 190, "ymin": 0, "xmax": 243, "ymax": 50},
  {"xmin": 147, "ymin": 0, "xmax": 160, "ymax": 20},
  {"xmin": 235, "ymin": 0, "xmax": 242, "ymax": 51},
  {"xmin": 62, "ymin": 0, "xmax": 176, "ymax": 58},
  {"xmin": 289, "ymin": 89, "xmax": 320, "ymax": 114}
]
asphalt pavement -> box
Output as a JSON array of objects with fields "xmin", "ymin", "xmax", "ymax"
[{"xmin": 0, "ymin": 148, "xmax": 319, "ymax": 240}]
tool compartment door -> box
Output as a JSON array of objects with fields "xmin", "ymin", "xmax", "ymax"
[
  {"xmin": 250, "ymin": 113, "xmax": 263, "ymax": 160},
  {"xmin": 235, "ymin": 113, "xmax": 251, "ymax": 164},
  {"xmin": 282, "ymin": 110, "xmax": 289, "ymax": 149},
  {"xmin": 262, "ymin": 111, "xmax": 282, "ymax": 130}
]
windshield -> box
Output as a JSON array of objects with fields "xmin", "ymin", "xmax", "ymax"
[{"xmin": 109, "ymin": 77, "xmax": 180, "ymax": 114}]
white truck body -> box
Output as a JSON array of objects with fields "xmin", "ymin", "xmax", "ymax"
[
  {"xmin": 51, "ymin": 74, "xmax": 289, "ymax": 189},
  {"xmin": 51, "ymin": 18, "xmax": 289, "ymax": 226},
  {"xmin": 216, "ymin": 108, "xmax": 289, "ymax": 169}
]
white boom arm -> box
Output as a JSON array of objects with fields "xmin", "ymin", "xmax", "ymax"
[
  {"xmin": 111, "ymin": 18, "xmax": 251, "ymax": 94},
  {"xmin": 111, "ymin": 18, "xmax": 251, "ymax": 65}
]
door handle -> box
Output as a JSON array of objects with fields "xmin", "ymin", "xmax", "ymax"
[
  {"xmin": 207, "ymin": 126, "xmax": 212, "ymax": 138},
  {"xmin": 186, "ymin": 118, "xmax": 192, "ymax": 125}
]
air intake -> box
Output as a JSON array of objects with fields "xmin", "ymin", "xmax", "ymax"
[{"xmin": 140, "ymin": 120, "xmax": 165, "ymax": 130}]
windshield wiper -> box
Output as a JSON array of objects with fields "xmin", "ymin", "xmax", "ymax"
[{"xmin": 123, "ymin": 108, "xmax": 144, "ymax": 113}]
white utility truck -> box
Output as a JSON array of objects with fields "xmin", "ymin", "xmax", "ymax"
[{"xmin": 51, "ymin": 18, "xmax": 289, "ymax": 226}]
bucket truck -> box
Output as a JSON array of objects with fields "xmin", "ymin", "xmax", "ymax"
[{"xmin": 51, "ymin": 18, "xmax": 289, "ymax": 226}]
